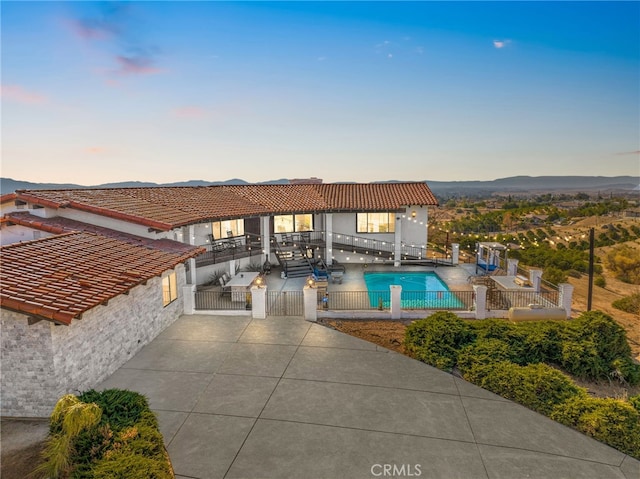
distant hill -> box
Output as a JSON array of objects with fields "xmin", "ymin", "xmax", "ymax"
[{"xmin": 1, "ymin": 175, "xmax": 638, "ymax": 199}]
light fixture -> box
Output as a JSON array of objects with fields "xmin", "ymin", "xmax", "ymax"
[{"xmin": 306, "ymin": 276, "xmax": 316, "ymax": 288}]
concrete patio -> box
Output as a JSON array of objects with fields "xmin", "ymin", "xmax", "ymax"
[{"xmin": 98, "ymin": 314, "xmax": 639, "ymax": 479}]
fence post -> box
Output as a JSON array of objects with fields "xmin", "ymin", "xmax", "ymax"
[
  {"xmin": 390, "ymin": 285, "xmax": 402, "ymax": 319},
  {"xmin": 529, "ymin": 269, "xmax": 543, "ymax": 292},
  {"xmin": 473, "ymin": 285, "xmax": 487, "ymax": 319},
  {"xmin": 558, "ymin": 283, "xmax": 574, "ymax": 319},
  {"xmin": 451, "ymin": 243, "xmax": 460, "ymax": 265},
  {"xmin": 183, "ymin": 285, "xmax": 196, "ymax": 315},
  {"xmin": 251, "ymin": 285, "xmax": 267, "ymax": 320},
  {"xmin": 303, "ymin": 285, "xmax": 318, "ymax": 322},
  {"xmin": 507, "ymin": 258, "xmax": 519, "ymax": 276}
]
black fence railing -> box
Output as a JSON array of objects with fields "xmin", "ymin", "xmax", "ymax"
[
  {"xmin": 195, "ymin": 290, "xmax": 251, "ymax": 310},
  {"xmin": 320, "ymin": 290, "xmax": 475, "ymax": 311},
  {"xmin": 266, "ymin": 290, "xmax": 304, "ymax": 316}
]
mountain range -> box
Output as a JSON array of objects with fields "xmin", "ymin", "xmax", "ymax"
[{"xmin": 1, "ymin": 176, "xmax": 638, "ymax": 200}]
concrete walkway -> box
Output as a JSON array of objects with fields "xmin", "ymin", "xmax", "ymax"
[{"xmin": 98, "ymin": 314, "xmax": 639, "ymax": 479}]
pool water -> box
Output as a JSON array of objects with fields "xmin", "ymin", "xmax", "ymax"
[{"xmin": 364, "ymin": 271, "xmax": 464, "ymax": 309}]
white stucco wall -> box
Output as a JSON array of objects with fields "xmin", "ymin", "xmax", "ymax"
[
  {"xmin": 0, "ymin": 224, "xmax": 55, "ymax": 245},
  {"xmin": 0, "ymin": 264, "xmax": 187, "ymax": 417}
]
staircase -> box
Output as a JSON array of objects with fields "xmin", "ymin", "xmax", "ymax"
[{"xmin": 273, "ymin": 238, "xmax": 315, "ymax": 278}]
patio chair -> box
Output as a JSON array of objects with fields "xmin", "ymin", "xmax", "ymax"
[{"xmin": 219, "ymin": 277, "xmax": 231, "ymax": 296}]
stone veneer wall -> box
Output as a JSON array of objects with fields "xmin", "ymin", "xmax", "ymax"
[{"xmin": 1, "ymin": 264, "xmax": 186, "ymax": 417}]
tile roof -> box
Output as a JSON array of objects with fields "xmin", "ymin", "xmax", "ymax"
[
  {"xmin": 0, "ymin": 228, "xmax": 204, "ymax": 325},
  {"xmin": 13, "ymin": 182, "xmax": 438, "ymax": 231}
]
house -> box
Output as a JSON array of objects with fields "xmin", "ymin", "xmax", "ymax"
[
  {"xmin": 5, "ymin": 182, "xmax": 439, "ymax": 281},
  {"xmin": 0, "ymin": 214, "xmax": 204, "ymax": 417},
  {"xmin": 1, "ymin": 181, "xmax": 438, "ymax": 416}
]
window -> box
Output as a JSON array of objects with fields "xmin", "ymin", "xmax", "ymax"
[
  {"xmin": 274, "ymin": 214, "xmax": 313, "ymax": 233},
  {"xmin": 356, "ymin": 213, "xmax": 396, "ymax": 233},
  {"xmin": 162, "ymin": 271, "xmax": 178, "ymax": 306},
  {"xmin": 211, "ymin": 219, "xmax": 245, "ymax": 240}
]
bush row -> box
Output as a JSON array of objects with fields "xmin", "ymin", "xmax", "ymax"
[
  {"xmin": 404, "ymin": 311, "xmax": 640, "ymax": 459},
  {"xmin": 36, "ymin": 389, "xmax": 173, "ymax": 478}
]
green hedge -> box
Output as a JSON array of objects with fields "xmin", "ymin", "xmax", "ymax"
[
  {"xmin": 404, "ymin": 310, "xmax": 640, "ymax": 459},
  {"xmin": 551, "ymin": 396, "xmax": 640, "ymax": 458},
  {"xmin": 36, "ymin": 389, "xmax": 173, "ymax": 479},
  {"xmin": 404, "ymin": 311, "xmax": 475, "ymax": 371}
]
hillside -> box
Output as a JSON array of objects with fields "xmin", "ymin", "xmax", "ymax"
[{"xmin": 2, "ymin": 175, "xmax": 638, "ymax": 197}]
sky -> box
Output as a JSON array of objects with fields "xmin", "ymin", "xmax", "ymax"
[{"xmin": 1, "ymin": 1, "xmax": 639, "ymax": 185}]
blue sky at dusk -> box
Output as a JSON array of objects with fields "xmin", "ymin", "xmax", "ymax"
[{"xmin": 2, "ymin": 1, "xmax": 639, "ymax": 185}]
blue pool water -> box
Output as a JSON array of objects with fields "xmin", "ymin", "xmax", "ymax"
[{"xmin": 364, "ymin": 271, "xmax": 465, "ymax": 309}]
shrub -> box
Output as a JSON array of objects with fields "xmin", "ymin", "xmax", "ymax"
[
  {"xmin": 612, "ymin": 293, "xmax": 640, "ymax": 315},
  {"xmin": 456, "ymin": 338, "xmax": 513, "ymax": 383},
  {"xmin": 542, "ymin": 266, "xmax": 568, "ymax": 285},
  {"xmin": 551, "ymin": 396, "xmax": 640, "ymax": 459},
  {"xmin": 404, "ymin": 312, "xmax": 475, "ymax": 371},
  {"xmin": 477, "ymin": 362, "xmax": 586, "ymax": 416},
  {"xmin": 560, "ymin": 311, "xmax": 638, "ymax": 384},
  {"xmin": 37, "ymin": 390, "xmax": 171, "ymax": 479},
  {"xmin": 606, "ymin": 244, "xmax": 640, "ymax": 284},
  {"xmin": 629, "ymin": 395, "xmax": 640, "ymax": 412},
  {"xmin": 594, "ymin": 275, "xmax": 606, "ymax": 288}
]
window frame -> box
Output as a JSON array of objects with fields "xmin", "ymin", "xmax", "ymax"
[
  {"xmin": 273, "ymin": 214, "xmax": 314, "ymax": 233},
  {"xmin": 162, "ymin": 271, "xmax": 178, "ymax": 307},
  {"xmin": 211, "ymin": 219, "xmax": 245, "ymax": 240},
  {"xmin": 356, "ymin": 212, "xmax": 396, "ymax": 234}
]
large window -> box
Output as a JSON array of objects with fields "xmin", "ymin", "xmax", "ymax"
[
  {"xmin": 162, "ymin": 271, "xmax": 178, "ymax": 306},
  {"xmin": 357, "ymin": 213, "xmax": 396, "ymax": 233},
  {"xmin": 274, "ymin": 214, "xmax": 313, "ymax": 233},
  {"xmin": 211, "ymin": 219, "xmax": 245, "ymax": 239}
]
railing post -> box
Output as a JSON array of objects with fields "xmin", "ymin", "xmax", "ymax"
[
  {"xmin": 303, "ymin": 285, "xmax": 318, "ymax": 322},
  {"xmin": 183, "ymin": 284, "xmax": 196, "ymax": 315},
  {"xmin": 507, "ymin": 258, "xmax": 519, "ymax": 276},
  {"xmin": 390, "ymin": 285, "xmax": 402, "ymax": 319},
  {"xmin": 529, "ymin": 269, "xmax": 543, "ymax": 292},
  {"xmin": 473, "ymin": 285, "xmax": 487, "ymax": 319},
  {"xmin": 558, "ymin": 283, "xmax": 574, "ymax": 319}
]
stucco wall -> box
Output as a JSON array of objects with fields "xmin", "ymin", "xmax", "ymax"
[{"xmin": 1, "ymin": 264, "xmax": 186, "ymax": 417}]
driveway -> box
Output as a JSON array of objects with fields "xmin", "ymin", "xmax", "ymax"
[{"xmin": 98, "ymin": 314, "xmax": 639, "ymax": 479}]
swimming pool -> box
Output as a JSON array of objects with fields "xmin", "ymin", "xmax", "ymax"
[{"xmin": 363, "ymin": 271, "xmax": 465, "ymax": 309}]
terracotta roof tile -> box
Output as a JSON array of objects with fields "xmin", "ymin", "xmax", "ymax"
[
  {"xmin": 1, "ymin": 231, "xmax": 203, "ymax": 325},
  {"xmin": 15, "ymin": 182, "xmax": 438, "ymax": 230}
]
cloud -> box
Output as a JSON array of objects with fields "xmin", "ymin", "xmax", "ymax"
[
  {"xmin": 172, "ymin": 106, "xmax": 207, "ymax": 119},
  {"xmin": 66, "ymin": 3, "xmax": 162, "ymax": 78},
  {"xmin": 66, "ymin": 3, "xmax": 129, "ymax": 40},
  {"xmin": 615, "ymin": 150, "xmax": 640, "ymax": 156},
  {"xmin": 0, "ymin": 84, "xmax": 47, "ymax": 104},
  {"xmin": 493, "ymin": 39, "xmax": 512, "ymax": 49},
  {"xmin": 115, "ymin": 54, "xmax": 163, "ymax": 76}
]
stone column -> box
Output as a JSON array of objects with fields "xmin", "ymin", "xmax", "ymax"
[
  {"xmin": 303, "ymin": 285, "xmax": 318, "ymax": 322},
  {"xmin": 558, "ymin": 283, "xmax": 574, "ymax": 319},
  {"xmin": 390, "ymin": 285, "xmax": 402, "ymax": 320},
  {"xmin": 473, "ymin": 285, "xmax": 487, "ymax": 319},
  {"xmin": 251, "ymin": 285, "xmax": 267, "ymax": 320}
]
